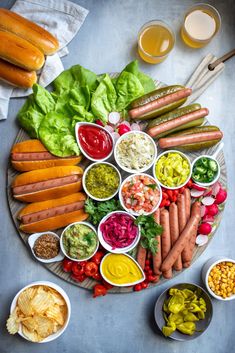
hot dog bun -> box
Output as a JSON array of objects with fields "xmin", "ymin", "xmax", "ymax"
[
  {"xmin": 0, "ymin": 58, "xmax": 37, "ymax": 88},
  {"xmin": 0, "ymin": 9, "xmax": 59, "ymax": 55},
  {"xmin": 11, "ymin": 140, "xmax": 82, "ymax": 171},
  {"xmin": 12, "ymin": 166, "xmax": 84, "ymax": 203},
  {"xmin": 18, "ymin": 193, "xmax": 88, "ymax": 233},
  {"xmin": 0, "ymin": 31, "xmax": 45, "ymax": 71}
]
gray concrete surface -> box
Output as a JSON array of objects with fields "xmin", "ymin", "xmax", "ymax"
[{"xmin": 0, "ymin": 1, "xmax": 235, "ymax": 352}]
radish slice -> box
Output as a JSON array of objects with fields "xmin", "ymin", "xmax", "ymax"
[
  {"xmin": 104, "ymin": 125, "xmax": 114, "ymax": 133},
  {"xmin": 130, "ymin": 123, "xmax": 141, "ymax": 131},
  {"xmin": 191, "ymin": 183, "xmax": 206, "ymax": 191},
  {"xmin": 191, "ymin": 189, "xmax": 205, "ymax": 198},
  {"xmin": 203, "ymin": 188, "xmax": 212, "ymax": 196},
  {"xmin": 121, "ymin": 121, "xmax": 131, "ymax": 128},
  {"xmin": 196, "ymin": 235, "xmax": 208, "ymax": 247},
  {"xmin": 202, "ymin": 214, "xmax": 215, "ymax": 223},
  {"xmin": 111, "ymin": 132, "xmax": 120, "ymax": 144},
  {"xmin": 212, "ymin": 182, "xmax": 221, "ymax": 196},
  {"xmin": 108, "ymin": 112, "xmax": 121, "ymax": 125},
  {"xmin": 201, "ymin": 205, "xmax": 207, "ymax": 217},
  {"xmin": 201, "ymin": 196, "xmax": 215, "ymax": 206}
]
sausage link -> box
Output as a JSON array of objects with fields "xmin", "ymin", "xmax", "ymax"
[
  {"xmin": 169, "ymin": 203, "xmax": 182, "ymax": 271},
  {"xmin": 129, "ymin": 88, "xmax": 192, "ymax": 119},
  {"xmin": 148, "ymin": 108, "xmax": 209, "ymax": 137},
  {"xmin": 13, "ymin": 175, "xmax": 80, "ymax": 195},
  {"xmin": 183, "ymin": 201, "xmax": 201, "ymax": 267},
  {"xmin": 136, "ymin": 244, "xmax": 147, "ymax": 270},
  {"xmin": 161, "ymin": 211, "xmax": 200, "ymax": 273},
  {"xmin": 11, "ymin": 152, "xmax": 58, "ymax": 161},
  {"xmin": 152, "ymin": 209, "xmax": 162, "ymax": 275},
  {"xmin": 159, "ymin": 131, "xmax": 223, "ymax": 149},
  {"xmin": 160, "ymin": 208, "xmax": 172, "ymax": 279},
  {"xmin": 21, "ymin": 201, "xmax": 85, "ymax": 224}
]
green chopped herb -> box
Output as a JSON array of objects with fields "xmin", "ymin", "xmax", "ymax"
[{"xmin": 134, "ymin": 214, "xmax": 162, "ymax": 254}]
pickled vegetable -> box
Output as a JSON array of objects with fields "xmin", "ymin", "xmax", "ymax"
[
  {"xmin": 155, "ymin": 152, "xmax": 190, "ymax": 188},
  {"xmin": 162, "ymin": 288, "xmax": 207, "ymax": 337}
]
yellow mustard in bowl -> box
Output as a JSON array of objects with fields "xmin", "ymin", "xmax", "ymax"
[{"xmin": 101, "ymin": 253, "xmax": 144, "ymax": 286}]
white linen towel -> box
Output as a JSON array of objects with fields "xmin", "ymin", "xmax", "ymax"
[{"xmin": 0, "ymin": 0, "xmax": 89, "ymax": 120}]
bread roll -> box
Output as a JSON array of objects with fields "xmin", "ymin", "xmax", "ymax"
[
  {"xmin": 0, "ymin": 9, "xmax": 59, "ymax": 55},
  {"xmin": 0, "ymin": 31, "xmax": 45, "ymax": 71},
  {"xmin": 0, "ymin": 58, "xmax": 37, "ymax": 88}
]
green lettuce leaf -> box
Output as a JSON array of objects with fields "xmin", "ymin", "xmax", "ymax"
[
  {"xmin": 38, "ymin": 112, "xmax": 80, "ymax": 157},
  {"xmin": 53, "ymin": 65, "xmax": 98, "ymax": 94},
  {"xmin": 121, "ymin": 60, "xmax": 155, "ymax": 94},
  {"xmin": 91, "ymin": 74, "xmax": 117, "ymax": 123},
  {"xmin": 115, "ymin": 71, "xmax": 144, "ymax": 111},
  {"xmin": 17, "ymin": 84, "xmax": 55, "ymax": 138}
]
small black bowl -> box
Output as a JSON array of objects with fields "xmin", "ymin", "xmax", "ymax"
[{"xmin": 154, "ymin": 282, "xmax": 213, "ymax": 341}]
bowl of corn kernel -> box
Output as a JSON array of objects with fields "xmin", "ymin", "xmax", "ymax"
[{"xmin": 202, "ymin": 257, "xmax": 235, "ymax": 301}]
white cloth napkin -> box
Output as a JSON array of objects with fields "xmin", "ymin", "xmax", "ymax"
[
  {"xmin": 184, "ymin": 53, "xmax": 225, "ymax": 104},
  {"xmin": 0, "ymin": 0, "xmax": 89, "ymax": 120}
]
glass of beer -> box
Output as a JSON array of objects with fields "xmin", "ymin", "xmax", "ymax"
[
  {"xmin": 181, "ymin": 4, "xmax": 221, "ymax": 48},
  {"xmin": 138, "ymin": 20, "xmax": 175, "ymax": 64}
]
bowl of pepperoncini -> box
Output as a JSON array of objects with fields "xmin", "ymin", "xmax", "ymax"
[{"xmin": 154, "ymin": 283, "xmax": 213, "ymax": 340}]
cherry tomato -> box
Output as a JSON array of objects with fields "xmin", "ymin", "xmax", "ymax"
[
  {"xmin": 162, "ymin": 192, "xmax": 169, "ymax": 200},
  {"xmin": 84, "ymin": 262, "xmax": 98, "ymax": 277},
  {"xmin": 164, "ymin": 200, "xmax": 171, "ymax": 207},
  {"xmin": 166, "ymin": 190, "xmax": 173, "ymax": 200},
  {"xmin": 71, "ymin": 262, "xmax": 86, "ymax": 276},
  {"xmin": 178, "ymin": 186, "xmax": 185, "ymax": 193},
  {"xmin": 134, "ymin": 284, "xmax": 142, "ymax": 291},
  {"xmin": 92, "ymin": 271, "xmax": 103, "ymax": 281},
  {"xmin": 102, "ymin": 280, "xmax": 113, "ymax": 290},
  {"xmin": 95, "ymin": 119, "xmax": 104, "ymax": 127},
  {"xmin": 144, "ymin": 265, "xmax": 150, "ymax": 272},
  {"xmin": 172, "ymin": 195, "xmax": 177, "ymax": 202},
  {"xmin": 71, "ymin": 273, "xmax": 87, "ymax": 282},
  {"xmin": 93, "ymin": 284, "xmax": 107, "ymax": 298},
  {"xmin": 145, "ymin": 259, "xmax": 150, "ymax": 266},
  {"xmin": 187, "ymin": 179, "xmax": 193, "ymax": 188},
  {"xmin": 141, "ymin": 281, "xmax": 148, "ymax": 289},
  {"xmin": 117, "ymin": 123, "xmax": 131, "ymax": 136},
  {"xmin": 62, "ymin": 258, "xmax": 73, "ymax": 272},
  {"xmin": 173, "ymin": 189, "xmax": 179, "ymax": 196},
  {"xmin": 91, "ymin": 251, "xmax": 104, "ymax": 265},
  {"xmin": 147, "ymin": 274, "xmax": 159, "ymax": 282}
]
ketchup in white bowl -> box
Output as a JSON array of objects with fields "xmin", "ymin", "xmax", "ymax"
[{"xmin": 75, "ymin": 122, "xmax": 113, "ymax": 162}]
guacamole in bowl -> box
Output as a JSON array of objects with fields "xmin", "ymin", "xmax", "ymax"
[{"xmin": 61, "ymin": 222, "xmax": 99, "ymax": 261}]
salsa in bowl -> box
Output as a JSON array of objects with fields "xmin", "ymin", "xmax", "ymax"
[{"xmin": 119, "ymin": 173, "xmax": 162, "ymax": 216}]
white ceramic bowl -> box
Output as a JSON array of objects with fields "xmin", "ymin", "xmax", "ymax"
[
  {"xmin": 153, "ymin": 149, "xmax": 192, "ymax": 190},
  {"xmin": 202, "ymin": 256, "xmax": 235, "ymax": 301},
  {"xmin": 60, "ymin": 221, "xmax": 99, "ymax": 262},
  {"xmin": 82, "ymin": 161, "xmax": 121, "ymax": 201},
  {"xmin": 10, "ymin": 281, "xmax": 71, "ymax": 343},
  {"xmin": 75, "ymin": 122, "xmax": 114, "ymax": 162},
  {"xmin": 100, "ymin": 253, "xmax": 145, "ymax": 287},
  {"xmin": 119, "ymin": 173, "xmax": 162, "ymax": 216},
  {"xmin": 28, "ymin": 232, "xmax": 64, "ymax": 263},
  {"xmin": 98, "ymin": 211, "xmax": 141, "ymax": 254},
  {"xmin": 114, "ymin": 130, "xmax": 157, "ymax": 173},
  {"xmin": 191, "ymin": 155, "xmax": 220, "ymax": 187}
]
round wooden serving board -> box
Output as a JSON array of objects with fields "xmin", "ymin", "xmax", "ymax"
[{"xmin": 7, "ymin": 79, "xmax": 227, "ymax": 293}]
